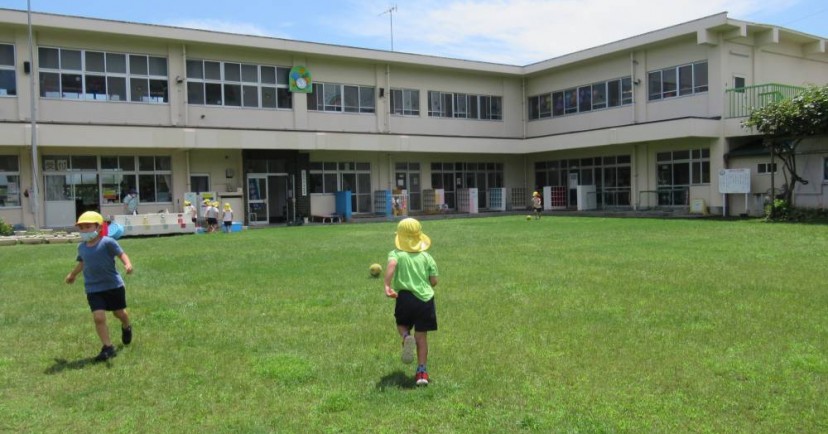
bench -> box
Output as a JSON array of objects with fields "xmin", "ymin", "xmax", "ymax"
[{"xmin": 312, "ymin": 214, "xmax": 341, "ymax": 223}]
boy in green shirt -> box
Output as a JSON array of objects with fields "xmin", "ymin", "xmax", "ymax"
[{"xmin": 384, "ymin": 218, "xmax": 439, "ymax": 386}]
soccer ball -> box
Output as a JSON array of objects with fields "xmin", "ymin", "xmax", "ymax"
[
  {"xmin": 369, "ymin": 263, "xmax": 382, "ymax": 277},
  {"xmin": 526, "ymin": 215, "xmax": 532, "ymax": 221}
]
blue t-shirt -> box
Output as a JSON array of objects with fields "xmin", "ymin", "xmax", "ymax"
[{"xmin": 76, "ymin": 237, "xmax": 125, "ymax": 294}]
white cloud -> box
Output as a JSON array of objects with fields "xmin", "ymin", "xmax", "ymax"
[
  {"xmin": 162, "ymin": 18, "xmax": 276, "ymax": 38},
  {"xmin": 343, "ymin": 0, "xmax": 805, "ymax": 64}
]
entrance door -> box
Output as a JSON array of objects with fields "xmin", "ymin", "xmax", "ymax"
[
  {"xmin": 247, "ymin": 174, "xmax": 268, "ymax": 225},
  {"xmin": 268, "ymin": 174, "xmax": 288, "ymax": 223},
  {"xmin": 44, "ymin": 175, "xmax": 76, "ymax": 227}
]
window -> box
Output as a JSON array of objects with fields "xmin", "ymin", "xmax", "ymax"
[
  {"xmin": 655, "ymin": 148, "xmax": 709, "ymax": 206},
  {"xmin": 591, "ymin": 83, "xmax": 606, "ymax": 110},
  {"xmin": 577, "ymin": 86, "xmax": 592, "ymax": 112},
  {"xmin": 824, "ymin": 158, "xmax": 828, "ymax": 181},
  {"xmin": 395, "ymin": 162, "xmax": 422, "ymax": 211},
  {"xmin": 454, "ymin": 93, "xmax": 468, "ymax": 118},
  {"xmin": 308, "ymin": 82, "xmax": 374, "ymax": 113},
  {"xmin": 190, "ymin": 174, "xmax": 210, "ymax": 193},
  {"xmin": 431, "ymin": 162, "xmax": 504, "ymax": 209},
  {"xmin": 528, "ymin": 76, "xmax": 632, "ymax": 120},
  {"xmin": 309, "ymin": 161, "xmax": 372, "ymax": 213},
  {"xmin": 552, "ymin": 92, "xmax": 564, "ymax": 116},
  {"xmin": 648, "ymin": 61, "xmax": 708, "ymax": 101},
  {"xmin": 186, "ymin": 60, "xmax": 291, "ymax": 109},
  {"xmin": 0, "ymin": 44, "xmax": 16, "ymax": 97},
  {"xmin": 0, "ymin": 155, "xmax": 20, "ymax": 207},
  {"xmin": 38, "ymin": 47, "xmax": 167, "ymax": 103},
  {"xmin": 48, "ymin": 155, "xmax": 171, "ymax": 204},
  {"xmin": 390, "ymin": 88, "xmax": 420, "ymax": 116},
  {"xmin": 428, "ymin": 91, "xmax": 502, "ymax": 120},
  {"xmin": 758, "ymin": 162, "xmax": 777, "ymax": 174},
  {"xmin": 564, "ymin": 88, "xmax": 577, "ymax": 114}
]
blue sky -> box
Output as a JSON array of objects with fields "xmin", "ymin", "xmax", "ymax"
[{"xmin": 6, "ymin": 0, "xmax": 828, "ymax": 64}]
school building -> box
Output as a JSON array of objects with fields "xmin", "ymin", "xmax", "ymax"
[{"xmin": 0, "ymin": 9, "xmax": 826, "ymax": 228}]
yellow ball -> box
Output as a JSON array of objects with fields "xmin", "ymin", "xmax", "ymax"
[
  {"xmin": 369, "ymin": 263, "xmax": 382, "ymax": 277},
  {"xmin": 526, "ymin": 215, "xmax": 532, "ymax": 221}
]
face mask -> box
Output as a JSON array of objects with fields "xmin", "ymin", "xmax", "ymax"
[{"xmin": 80, "ymin": 231, "xmax": 99, "ymax": 242}]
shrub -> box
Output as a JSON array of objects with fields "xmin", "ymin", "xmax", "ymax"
[
  {"xmin": 0, "ymin": 217, "xmax": 12, "ymax": 236},
  {"xmin": 765, "ymin": 199, "xmax": 789, "ymax": 221},
  {"xmin": 765, "ymin": 200, "xmax": 828, "ymax": 223}
]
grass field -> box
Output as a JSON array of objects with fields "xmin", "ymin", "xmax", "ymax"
[{"xmin": 1, "ymin": 215, "xmax": 826, "ymax": 433}]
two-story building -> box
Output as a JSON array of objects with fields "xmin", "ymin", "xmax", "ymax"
[{"xmin": 0, "ymin": 9, "xmax": 826, "ymax": 228}]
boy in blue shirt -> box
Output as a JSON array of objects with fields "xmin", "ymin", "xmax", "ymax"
[
  {"xmin": 384, "ymin": 218, "xmax": 439, "ymax": 386},
  {"xmin": 65, "ymin": 211, "xmax": 134, "ymax": 361}
]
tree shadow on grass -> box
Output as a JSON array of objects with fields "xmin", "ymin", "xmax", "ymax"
[{"xmin": 376, "ymin": 370, "xmax": 415, "ymax": 390}]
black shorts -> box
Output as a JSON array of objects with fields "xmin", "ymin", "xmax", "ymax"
[
  {"xmin": 207, "ymin": 218, "xmax": 218, "ymax": 225},
  {"xmin": 223, "ymin": 221, "xmax": 232, "ymax": 227},
  {"xmin": 87, "ymin": 287, "xmax": 127, "ymax": 312},
  {"xmin": 394, "ymin": 290, "xmax": 437, "ymax": 332},
  {"xmin": 533, "ymin": 206, "xmax": 542, "ymax": 212}
]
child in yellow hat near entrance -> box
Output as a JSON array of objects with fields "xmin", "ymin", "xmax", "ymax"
[
  {"xmin": 64, "ymin": 211, "xmax": 134, "ymax": 362},
  {"xmin": 384, "ymin": 218, "xmax": 439, "ymax": 386}
]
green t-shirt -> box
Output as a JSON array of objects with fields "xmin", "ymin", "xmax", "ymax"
[{"xmin": 388, "ymin": 249, "xmax": 438, "ymax": 302}]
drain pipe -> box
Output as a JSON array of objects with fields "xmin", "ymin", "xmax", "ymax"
[{"xmin": 630, "ymin": 51, "xmax": 637, "ymax": 124}]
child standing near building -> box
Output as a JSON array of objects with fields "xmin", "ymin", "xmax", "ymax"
[
  {"xmin": 123, "ymin": 189, "xmax": 139, "ymax": 215},
  {"xmin": 532, "ymin": 191, "xmax": 542, "ymax": 220},
  {"xmin": 222, "ymin": 203, "xmax": 234, "ymax": 233},
  {"xmin": 64, "ymin": 211, "xmax": 134, "ymax": 362},
  {"xmin": 384, "ymin": 218, "xmax": 439, "ymax": 386},
  {"xmin": 205, "ymin": 201, "xmax": 219, "ymax": 233},
  {"xmin": 183, "ymin": 200, "xmax": 197, "ymax": 225}
]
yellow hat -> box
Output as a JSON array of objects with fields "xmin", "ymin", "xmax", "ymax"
[
  {"xmin": 224, "ymin": 203, "xmax": 232, "ymax": 210},
  {"xmin": 533, "ymin": 191, "xmax": 540, "ymax": 197},
  {"xmin": 212, "ymin": 201, "xmax": 219, "ymax": 207},
  {"xmin": 76, "ymin": 211, "xmax": 103, "ymax": 225},
  {"xmin": 395, "ymin": 218, "xmax": 431, "ymax": 253},
  {"xmin": 184, "ymin": 200, "xmax": 191, "ymax": 206}
]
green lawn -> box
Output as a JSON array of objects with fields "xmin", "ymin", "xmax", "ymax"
[{"xmin": 1, "ymin": 216, "xmax": 826, "ymax": 433}]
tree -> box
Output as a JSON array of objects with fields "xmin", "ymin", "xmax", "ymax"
[{"xmin": 743, "ymin": 85, "xmax": 828, "ymax": 205}]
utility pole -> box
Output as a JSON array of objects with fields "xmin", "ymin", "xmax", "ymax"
[
  {"xmin": 27, "ymin": 0, "xmax": 39, "ymax": 229},
  {"xmin": 380, "ymin": 5, "xmax": 397, "ymax": 51}
]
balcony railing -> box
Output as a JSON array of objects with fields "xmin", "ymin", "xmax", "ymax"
[{"xmin": 725, "ymin": 83, "xmax": 805, "ymax": 118}]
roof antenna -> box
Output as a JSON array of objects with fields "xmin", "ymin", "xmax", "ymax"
[{"xmin": 379, "ymin": 5, "xmax": 397, "ymax": 51}]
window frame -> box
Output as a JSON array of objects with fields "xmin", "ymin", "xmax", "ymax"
[
  {"xmin": 0, "ymin": 155, "xmax": 21, "ymax": 208},
  {"xmin": 46, "ymin": 154, "xmax": 173, "ymax": 205},
  {"xmin": 308, "ymin": 82, "xmax": 374, "ymax": 114},
  {"xmin": 390, "ymin": 88, "xmax": 420, "ymax": 116},
  {"xmin": 528, "ymin": 76, "xmax": 632, "ymax": 121},
  {"xmin": 0, "ymin": 43, "xmax": 17, "ymax": 97},
  {"xmin": 428, "ymin": 91, "xmax": 502, "ymax": 120},
  {"xmin": 38, "ymin": 46, "xmax": 168, "ymax": 103},
  {"xmin": 186, "ymin": 59, "xmax": 292, "ymax": 110},
  {"xmin": 309, "ymin": 161, "xmax": 373, "ymax": 213},
  {"xmin": 758, "ymin": 162, "xmax": 778, "ymax": 174},
  {"xmin": 648, "ymin": 60, "xmax": 708, "ymax": 101}
]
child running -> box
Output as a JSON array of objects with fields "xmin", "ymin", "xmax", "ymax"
[
  {"xmin": 532, "ymin": 191, "xmax": 542, "ymax": 219},
  {"xmin": 384, "ymin": 218, "xmax": 439, "ymax": 386},
  {"xmin": 64, "ymin": 211, "xmax": 134, "ymax": 361}
]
